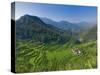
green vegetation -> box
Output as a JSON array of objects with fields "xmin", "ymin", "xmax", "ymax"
[
  {"xmin": 15, "ymin": 40, "xmax": 97, "ymax": 73},
  {"xmin": 14, "ymin": 15, "xmax": 97, "ymax": 73}
]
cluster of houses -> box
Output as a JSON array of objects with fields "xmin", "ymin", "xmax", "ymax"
[{"xmin": 72, "ymin": 48, "xmax": 81, "ymax": 55}]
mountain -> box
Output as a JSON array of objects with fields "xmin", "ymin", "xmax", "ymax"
[
  {"xmin": 15, "ymin": 15, "xmax": 70, "ymax": 43},
  {"xmin": 76, "ymin": 22, "xmax": 96, "ymax": 31},
  {"xmin": 41, "ymin": 17, "xmax": 80, "ymax": 31},
  {"xmin": 15, "ymin": 14, "xmax": 97, "ymax": 44},
  {"xmin": 40, "ymin": 17, "xmax": 58, "ymax": 27},
  {"xmin": 58, "ymin": 21, "xmax": 80, "ymax": 31},
  {"xmin": 82, "ymin": 25, "xmax": 97, "ymax": 42},
  {"xmin": 41, "ymin": 17, "xmax": 96, "ymax": 32}
]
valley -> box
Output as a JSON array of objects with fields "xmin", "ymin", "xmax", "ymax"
[{"xmin": 14, "ymin": 14, "xmax": 97, "ymax": 72}]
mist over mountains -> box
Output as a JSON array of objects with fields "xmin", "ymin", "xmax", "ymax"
[
  {"xmin": 41, "ymin": 17, "xmax": 96, "ymax": 31},
  {"xmin": 14, "ymin": 14, "xmax": 97, "ymax": 44}
]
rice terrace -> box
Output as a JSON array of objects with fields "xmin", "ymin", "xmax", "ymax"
[{"xmin": 11, "ymin": 2, "xmax": 97, "ymax": 73}]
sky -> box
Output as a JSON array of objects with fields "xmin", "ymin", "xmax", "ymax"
[{"xmin": 12, "ymin": 2, "xmax": 97, "ymax": 23}]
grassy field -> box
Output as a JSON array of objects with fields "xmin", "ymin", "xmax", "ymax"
[{"xmin": 15, "ymin": 40, "xmax": 97, "ymax": 73}]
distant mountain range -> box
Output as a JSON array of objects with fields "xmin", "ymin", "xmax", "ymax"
[
  {"xmin": 41, "ymin": 17, "xmax": 96, "ymax": 31},
  {"xmin": 41, "ymin": 17, "xmax": 79, "ymax": 32},
  {"xmin": 13, "ymin": 14, "xmax": 97, "ymax": 44}
]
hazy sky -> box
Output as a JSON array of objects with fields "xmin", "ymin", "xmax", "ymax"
[{"xmin": 12, "ymin": 2, "xmax": 97, "ymax": 23}]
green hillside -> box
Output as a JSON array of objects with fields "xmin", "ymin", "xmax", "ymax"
[
  {"xmin": 14, "ymin": 15, "xmax": 97, "ymax": 73},
  {"xmin": 83, "ymin": 26, "xmax": 97, "ymax": 42},
  {"xmin": 16, "ymin": 15, "xmax": 70, "ymax": 44},
  {"xmin": 16, "ymin": 40, "xmax": 97, "ymax": 72}
]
